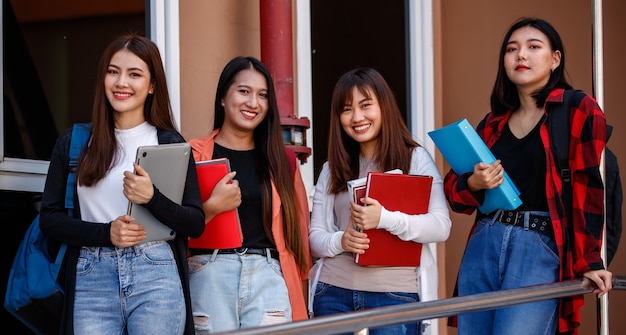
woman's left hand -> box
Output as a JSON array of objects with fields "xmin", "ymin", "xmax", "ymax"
[
  {"xmin": 110, "ymin": 214, "xmax": 146, "ymax": 247},
  {"xmin": 123, "ymin": 163, "xmax": 155, "ymax": 205},
  {"xmin": 341, "ymin": 222, "xmax": 370, "ymax": 254},
  {"xmin": 582, "ymin": 269, "xmax": 613, "ymax": 297},
  {"xmin": 350, "ymin": 197, "xmax": 382, "ymax": 231}
]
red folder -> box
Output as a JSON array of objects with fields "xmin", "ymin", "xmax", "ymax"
[
  {"xmin": 354, "ymin": 172, "xmax": 433, "ymax": 267},
  {"xmin": 188, "ymin": 158, "xmax": 243, "ymax": 249}
]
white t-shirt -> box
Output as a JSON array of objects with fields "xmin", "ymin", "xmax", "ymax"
[{"xmin": 77, "ymin": 122, "xmax": 158, "ymax": 223}]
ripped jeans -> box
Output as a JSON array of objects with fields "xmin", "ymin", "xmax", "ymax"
[{"xmin": 188, "ymin": 251, "xmax": 291, "ymax": 333}]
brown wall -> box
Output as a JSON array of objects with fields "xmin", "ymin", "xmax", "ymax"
[{"xmin": 436, "ymin": 0, "xmax": 626, "ymax": 334}]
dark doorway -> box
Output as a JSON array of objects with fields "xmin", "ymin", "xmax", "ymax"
[
  {"xmin": 310, "ymin": 0, "xmax": 408, "ymax": 181},
  {"xmin": 3, "ymin": 0, "xmax": 145, "ymax": 161}
]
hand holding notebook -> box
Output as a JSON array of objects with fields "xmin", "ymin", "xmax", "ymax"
[
  {"xmin": 427, "ymin": 118, "xmax": 522, "ymax": 213},
  {"xmin": 348, "ymin": 171, "xmax": 432, "ymax": 267},
  {"xmin": 127, "ymin": 143, "xmax": 191, "ymax": 242},
  {"xmin": 189, "ymin": 158, "xmax": 243, "ymax": 249}
]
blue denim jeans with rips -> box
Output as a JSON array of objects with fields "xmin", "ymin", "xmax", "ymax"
[{"xmin": 188, "ymin": 251, "xmax": 291, "ymax": 333}]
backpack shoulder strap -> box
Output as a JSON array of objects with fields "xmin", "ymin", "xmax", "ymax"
[
  {"xmin": 548, "ymin": 90, "xmax": 586, "ymax": 218},
  {"xmin": 51, "ymin": 123, "xmax": 91, "ymax": 263},
  {"xmin": 549, "ymin": 91, "xmax": 570, "ymax": 180},
  {"xmin": 65, "ymin": 123, "xmax": 92, "ymax": 214}
]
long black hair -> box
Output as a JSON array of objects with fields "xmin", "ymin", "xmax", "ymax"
[{"xmin": 213, "ymin": 56, "xmax": 308, "ymax": 272}]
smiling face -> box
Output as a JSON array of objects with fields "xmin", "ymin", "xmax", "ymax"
[
  {"xmin": 504, "ymin": 26, "xmax": 561, "ymax": 92},
  {"xmin": 221, "ymin": 68, "xmax": 269, "ymax": 134},
  {"xmin": 339, "ymin": 86, "xmax": 382, "ymax": 156},
  {"xmin": 104, "ymin": 50, "xmax": 154, "ymax": 118}
]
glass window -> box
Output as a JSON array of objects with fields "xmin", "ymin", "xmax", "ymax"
[
  {"xmin": 2, "ymin": 2, "xmax": 149, "ymax": 329},
  {"xmin": 3, "ymin": 0, "xmax": 145, "ymax": 161}
]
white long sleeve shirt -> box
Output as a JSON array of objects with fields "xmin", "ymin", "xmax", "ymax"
[{"xmin": 308, "ymin": 147, "xmax": 451, "ymax": 333}]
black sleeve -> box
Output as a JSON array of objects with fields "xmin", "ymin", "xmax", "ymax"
[{"xmin": 39, "ymin": 129, "xmax": 114, "ymax": 247}]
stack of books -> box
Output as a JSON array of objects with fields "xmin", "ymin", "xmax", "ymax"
[{"xmin": 348, "ymin": 170, "xmax": 433, "ymax": 267}]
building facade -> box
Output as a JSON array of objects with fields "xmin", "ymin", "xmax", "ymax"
[{"xmin": 2, "ymin": 0, "xmax": 624, "ymax": 333}]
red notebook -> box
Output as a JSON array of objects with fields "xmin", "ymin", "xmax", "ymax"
[
  {"xmin": 188, "ymin": 158, "xmax": 243, "ymax": 249},
  {"xmin": 354, "ymin": 172, "xmax": 433, "ymax": 267}
]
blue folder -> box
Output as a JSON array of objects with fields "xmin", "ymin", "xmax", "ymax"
[{"xmin": 428, "ymin": 118, "xmax": 522, "ymax": 214}]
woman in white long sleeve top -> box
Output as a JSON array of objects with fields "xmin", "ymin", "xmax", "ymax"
[{"xmin": 308, "ymin": 68, "xmax": 451, "ymax": 335}]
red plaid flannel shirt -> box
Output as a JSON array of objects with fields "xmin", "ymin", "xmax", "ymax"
[{"xmin": 444, "ymin": 88, "xmax": 606, "ymax": 334}]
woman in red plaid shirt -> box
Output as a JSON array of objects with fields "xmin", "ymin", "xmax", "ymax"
[{"xmin": 444, "ymin": 17, "xmax": 612, "ymax": 335}]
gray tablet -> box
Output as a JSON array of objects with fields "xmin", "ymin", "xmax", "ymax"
[{"xmin": 127, "ymin": 142, "xmax": 190, "ymax": 242}]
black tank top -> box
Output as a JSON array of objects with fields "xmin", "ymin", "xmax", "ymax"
[
  {"xmin": 213, "ymin": 143, "xmax": 273, "ymax": 248},
  {"xmin": 491, "ymin": 119, "xmax": 549, "ymax": 211}
]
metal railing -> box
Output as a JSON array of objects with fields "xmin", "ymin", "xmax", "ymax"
[{"xmin": 211, "ymin": 275, "xmax": 625, "ymax": 335}]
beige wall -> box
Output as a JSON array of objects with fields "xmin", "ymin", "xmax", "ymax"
[{"xmin": 436, "ymin": 0, "xmax": 626, "ymax": 334}]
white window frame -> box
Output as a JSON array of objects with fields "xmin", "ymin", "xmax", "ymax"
[
  {"xmin": 150, "ymin": 0, "xmax": 181, "ymax": 130},
  {"xmin": 407, "ymin": 3, "xmax": 437, "ymax": 334},
  {"xmin": 408, "ymin": 0, "xmax": 435, "ymax": 157},
  {"xmin": 0, "ymin": 1, "xmax": 179, "ymax": 193},
  {"xmin": 295, "ymin": 0, "xmax": 315, "ymax": 203}
]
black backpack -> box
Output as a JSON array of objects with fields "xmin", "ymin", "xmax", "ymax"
[{"xmin": 548, "ymin": 90, "xmax": 622, "ymax": 265}]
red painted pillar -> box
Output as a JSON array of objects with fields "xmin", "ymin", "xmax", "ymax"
[
  {"xmin": 260, "ymin": 0, "xmax": 311, "ymax": 162},
  {"xmin": 260, "ymin": 0, "xmax": 294, "ymax": 117}
]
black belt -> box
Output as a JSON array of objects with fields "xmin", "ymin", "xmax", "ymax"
[
  {"xmin": 490, "ymin": 210, "xmax": 554, "ymax": 238},
  {"xmin": 189, "ymin": 247, "xmax": 279, "ymax": 260}
]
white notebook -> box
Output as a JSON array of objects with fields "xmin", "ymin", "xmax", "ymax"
[{"xmin": 127, "ymin": 142, "xmax": 190, "ymax": 242}]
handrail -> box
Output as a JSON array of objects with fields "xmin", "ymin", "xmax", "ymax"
[
  {"xmin": 614, "ymin": 275, "xmax": 626, "ymax": 290},
  {"xmin": 210, "ymin": 275, "xmax": 625, "ymax": 335}
]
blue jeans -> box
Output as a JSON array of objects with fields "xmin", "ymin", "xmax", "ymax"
[
  {"xmin": 313, "ymin": 281, "xmax": 421, "ymax": 335},
  {"xmin": 73, "ymin": 241, "xmax": 185, "ymax": 335},
  {"xmin": 456, "ymin": 212, "xmax": 559, "ymax": 335},
  {"xmin": 188, "ymin": 251, "xmax": 291, "ymax": 333}
]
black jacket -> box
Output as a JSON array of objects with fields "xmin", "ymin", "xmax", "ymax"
[{"xmin": 40, "ymin": 126, "xmax": 204, "ymax": 334}]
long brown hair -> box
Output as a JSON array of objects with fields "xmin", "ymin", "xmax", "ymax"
[
  {"xmin": 77, "ymin": 34, "xmax": 177, "ymax": 186},
  {"xmin": 214, "ymin": 56, "xmax": 308, "ymax": 272},
  {"xmin": 327, "ymin": 67, "xmax": 418, "ymax": 194}
]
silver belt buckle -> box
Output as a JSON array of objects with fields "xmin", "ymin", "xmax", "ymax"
[{"xmin": 234, "ymin": 247, "xmax": 248, "ymax": 255}]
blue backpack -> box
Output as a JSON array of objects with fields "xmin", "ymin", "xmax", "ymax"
[{"xmin": 4, "ymin": 123, "xmax": 91, "ymax": 335}]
